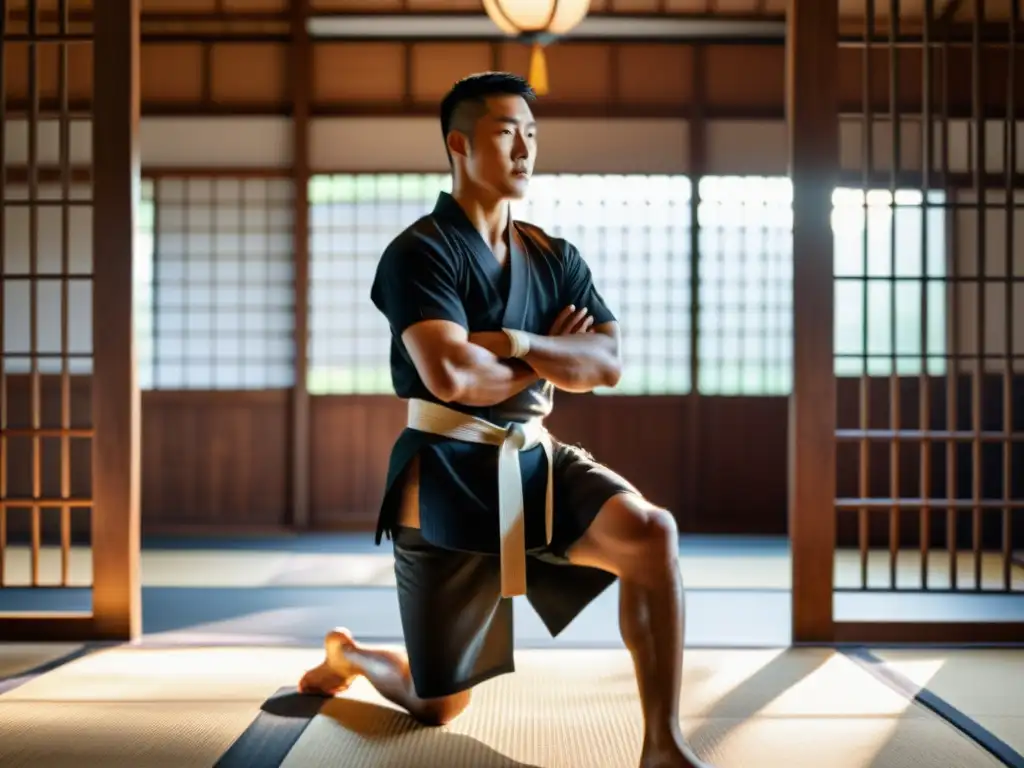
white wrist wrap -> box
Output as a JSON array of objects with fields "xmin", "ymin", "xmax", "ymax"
[{"xmin": 503, "ymin": 328, "xmax": 531, "ymax": 359}]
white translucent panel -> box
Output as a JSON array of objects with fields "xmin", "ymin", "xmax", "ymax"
[
  {"xmin": 4, "ymin": 280, "xmax": 30, "ymax": 351},
  {"xmin": 307, "ymin": 173, "xmax": 694, "ymax": 396},
  {"xmin": 698, "ymin": 177, "xmax": 949, "ymax": 394},
  {"xmin": 133, "ymin": 177, "xmax": 296, "ymax": 389}
]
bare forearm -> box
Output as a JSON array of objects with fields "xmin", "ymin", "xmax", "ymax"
[
  {"xmin": 447, "ymin": 342, "xmax": 539, "ymax": 406},
  {"xmin": 523, "ymin": 332, "xmax": 621, "ymax": 392}
]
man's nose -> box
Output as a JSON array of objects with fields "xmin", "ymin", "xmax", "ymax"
[{"xmin": 513, "ymin": 135, "xmax": 529, "ymax": 159}]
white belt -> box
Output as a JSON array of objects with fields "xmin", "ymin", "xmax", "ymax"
[{"xmin": 406, "ymin": 398, "xmax": 553, "ymax": 598}]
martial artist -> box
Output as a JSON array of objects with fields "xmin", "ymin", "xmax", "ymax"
[{"xmin": 300, "ymin": 71, "xmax": 713, "ymax": 768}]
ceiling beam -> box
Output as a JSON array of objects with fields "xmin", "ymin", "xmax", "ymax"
[{"xmin": 306, "ymin": 13, "xmax": 786, "ymax": 42}]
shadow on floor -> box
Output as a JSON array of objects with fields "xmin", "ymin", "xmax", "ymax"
[{"xmin": 266, "ymin": 694, "xmax": 544, "ymax": 768}]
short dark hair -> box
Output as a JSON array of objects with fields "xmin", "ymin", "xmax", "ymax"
[{"xmin": 439, "ymin": 72, "xmax": 536, "ymax": 163}]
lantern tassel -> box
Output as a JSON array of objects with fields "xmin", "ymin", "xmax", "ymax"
[{"xmin": 528, "ymin": 42, "xmax": 549, "ymax": 96}]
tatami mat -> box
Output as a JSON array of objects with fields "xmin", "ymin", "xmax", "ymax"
[
  {"xmin": 0, "ymin": 645, "xmax": 321, "ymax": 768},
  {"xmin": 0, "ymin": 643, "xmax": 83, "ymax": 681},
  {"xmin": 6, "ymin": 544, "xmax": 1022, "ymax": 590},
  {"xmin": 869, "ymin": 648, "xmax": 1024, "ymax": 757},
  {"xmin": 280, "ymin": 648, "xmax": 1000, "ymax": 768},
  {"xmin": 0, "ymin": 645, "xmax": 1015, "ymax": 767}
]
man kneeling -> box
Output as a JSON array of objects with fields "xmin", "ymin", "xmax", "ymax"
[{"xmin": 300, "ymin": 72, "xmax": 713, "ymax": 768}]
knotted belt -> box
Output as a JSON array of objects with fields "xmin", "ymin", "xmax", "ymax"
[{"xmin": 406, "ymin": 398, "xmax": 553, "ymax": 598}]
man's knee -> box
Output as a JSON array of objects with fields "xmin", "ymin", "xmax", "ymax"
[
  {"xmin": 572, "ymin": 495, "xmax": 679, "ymax": 578},
  {"xmin": 413, "ymin": 689, "xmax": 472, "ymax": 727},
  {"xmin": 629, "ymin": 504, "xmax": 678, "ymax": 563}
]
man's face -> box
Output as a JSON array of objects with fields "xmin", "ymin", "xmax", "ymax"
[{"xmin": 462, "ymin": 95, "xmax": 537, "ymax": 200}]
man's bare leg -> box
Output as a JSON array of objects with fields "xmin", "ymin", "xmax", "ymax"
[
  {"xmin": 569, "ymin": 496, "xmax": 712, "ymax": 768},
  {"xmin": 299, "ymin": 627, "xmax": 471, "ymax": 726}
]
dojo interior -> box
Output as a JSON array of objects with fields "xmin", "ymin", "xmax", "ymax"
[{"xmin": 1, "ymin": 1, "xmax": 1023, "ymax": 766}]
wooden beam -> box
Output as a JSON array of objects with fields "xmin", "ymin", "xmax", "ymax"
[
  {"xmin": 290, "ymin": 0, "xmax": 312, "ymax": 530},
  {"xmin": 786, "ymin": 0, "xmax": 839, "ymax": 643},
  {"xmin": 833, "ymin": 621, "xmax": 1024, "ymax": 644},
  {"xmin": 685, "ymin": 44, "xmax": 706, "ymax": 531},
  {"xmin": 90, "ymin": 0, "xmax": 142, "ymax": 641},
  {"xmin": 0, "ymin": 616, "xmax": 104, "ymax": 642}
]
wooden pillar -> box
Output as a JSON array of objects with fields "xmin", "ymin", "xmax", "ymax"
[
  {"xmin": 787, "ymin": 0, "xmax": 839, "ymax": 643},
  {"xmin": 290, "ymin": 0, "xmax": 312, "ymax": 528},
  {"xmin": 686, "ymin": 44, "xmax": 706, "ymax": 530},
  {"xmin": 91, "ymin": 0, "xmax": 142, "ymax": 639}
]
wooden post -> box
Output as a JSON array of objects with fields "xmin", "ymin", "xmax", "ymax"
[
  {"xmin": 291, "ymin": 0, "xmax": 312, "ymax": 528},
  {"xmin": 787, "ymin": 0, "xmax": 839, "ymax": 643},
  {"xmin": 91, "ymin": 0, "xmax": 142, "ymax": 639}
]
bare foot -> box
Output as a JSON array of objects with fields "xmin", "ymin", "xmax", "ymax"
[
  {"xmin": 641, "ymin": 738, "xmax": 713, "ymax": 768},
  {"xmin": 298, "ymin": 627, "xmax": 362, "ymax": 696}
]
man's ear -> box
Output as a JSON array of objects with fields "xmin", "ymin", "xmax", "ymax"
[{"xmin": 446, "ymin": 130, "xmax": 469, "ymax": 160}]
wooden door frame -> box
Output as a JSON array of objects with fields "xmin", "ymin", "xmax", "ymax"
[{"xmin": 0, "ymin": 1, "xmax": 142, "ymax": 643}]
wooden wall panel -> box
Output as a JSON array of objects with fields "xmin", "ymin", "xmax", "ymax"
[
  {"xmin": 4, "ymin": 0, "xmax": 92, "ymax": 14},
  {"xmin": 304, "ymin": 381, "xmax": 1024, "ymax": 546},
  {"xmin": 705, "ymin": 45, "xmax": 785, "ymax": 112},
  {"xmin": 141, "ymin": 391, "xmax": 290, "ymax": 529},
  {"xmin": 141, "ymin": 43, "xmax": 204, "ymax": 102},
  {"xmin": 3, "ymin": 381, "xmax": 287, "ymax": 537},
  {"xmin": 2, "ymin": 42, "xmax": 94, "ymax": 101},
  {"xmin": 406, "ymin": 0, "xmax": 482, "ymax": 9},
  {"xmin": 410, "ymin": 43, "xmax": 492, "ymax": 101},
  {"xmin": 513, "ymin": 43, "xmax": 615, "ymax": 102},
  {"xmin": 313, "ymin": 43, "xmax": 405, "ymax": 102},
  {"xmin": 0, "ymin": 37, "xmax": 1003, "ymax": 118},
  {"xmin": 6, "ymin": 376, "xmax": 1019, "ymax": 543},
  {"xmin": 609, "ymin": 0, "xmax": 674, "ymax": 11},
  {"xmin": 310, "ymin": 0, "xmax": 404, "ymax": 10},
  {"xmin": 210, "ymin": 42, "xmax": 289, "ymax": 104},
  {"xmin": 221, "ymin": 0, "xmax": 290, "ymax": 11},
  {"xmin": 696, "ymin": 397, "xmax": 790, "ymax": 534},
  {"xmin": 301, "ymin": 42, "xmax": 1024, "ymax": 120},
  {"xmin": 309, "ymin": 396, "xmax": 407, "ymax": 529},
  {"xmin": 617, "ymin": 44, "xmax": 694, "ymax": 104},
  {"xmin": 307, "ymin": 394, "xmax": 781, "ymax": 535},
  {"xmin": 142, "ymin": 0, "xmax": 219, "ymax": 12}
]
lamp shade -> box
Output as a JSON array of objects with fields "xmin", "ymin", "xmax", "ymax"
[
  {"xmin": 482, "ymin": 0, "xmax": 591, "ymax": 36},
  {"xmin": 482, "ymin": 0, "xmax": 592, "ymax": 95}
]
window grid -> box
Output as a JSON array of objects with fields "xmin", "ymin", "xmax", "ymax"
[
  {"xmin": 307, "ymin": 173, "xmax": 693, "ymax": 396},
  {"xmin": 697, "ymin": 178, "xmax": 947, "ymax": 396},
  {"xmin": 308, "ymin": 174, "xmax": 450, "ymax": 395},
  {"xmin": 141, "ymin": 176, "xmax": 296, "ymax": 390},
  {"xmin": 515, "ymin": 175, "xmax": 692, "ymax": 395},
  {"xmin": 134, "ymin": 173, "xmax": 947, "ymax": 398},
  {"xmin": 697, "ymin": 176, "xmax": 793, "ymax": 396},
  {"xmin": 832, "ymin": 187, "xmax": 948, "ymax": 378}
]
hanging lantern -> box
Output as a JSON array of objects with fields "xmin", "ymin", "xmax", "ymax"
[{"xmin": 482, "ymin": 0, "xmax": 592, "ymax": 96}]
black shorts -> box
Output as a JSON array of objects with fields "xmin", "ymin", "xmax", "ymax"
[{"xmin": 392, "ymin": 442, "xmax": 641, "ymax": 700}]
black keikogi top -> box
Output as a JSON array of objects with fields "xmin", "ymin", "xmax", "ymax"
[{"xmin": 370, "ymin": 191, "xmax": 616, "ymax": 555}]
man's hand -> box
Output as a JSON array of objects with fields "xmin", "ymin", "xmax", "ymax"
[{"xmin": 549, "ymin": 305, "xmax": 594, "ymax": 336}]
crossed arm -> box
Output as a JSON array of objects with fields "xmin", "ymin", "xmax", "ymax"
[{"xmin": 402, "ymin": 306, "xmax": 622, "ymax": 407}]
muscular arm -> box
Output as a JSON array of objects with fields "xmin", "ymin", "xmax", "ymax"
[
  {"xmin": 469, "ymin": 320, "xmax": 622, "ymax": 393},
  {"xmin": 403, "ymin": 320, "xmax": 539, "ymax": 407}
]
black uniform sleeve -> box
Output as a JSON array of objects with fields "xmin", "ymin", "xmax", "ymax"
[
  {"xmin": 370, "ymin": 234, "xmax": 468, "ymax": 335},
  {"xmin": 562, "ymin": 242, "xmax": 617, "ymax": 325}
]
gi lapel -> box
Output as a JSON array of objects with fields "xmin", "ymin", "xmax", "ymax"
[
  {"xmin": 501, "ymin": 221, "xmax": 529, "ymax": 331},
  {"xmin": 433, "ymin": 192, "xmax": 529, "ymax": 330}
]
